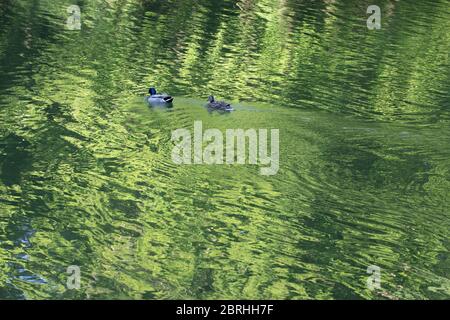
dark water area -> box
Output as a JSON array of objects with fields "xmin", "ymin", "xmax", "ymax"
[{"xmin": 0, "ymin": 0, "xmax": 449, "ymax": 299}]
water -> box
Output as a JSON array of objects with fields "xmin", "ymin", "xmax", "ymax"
[{"xmin": 0, "ymin": 0, "xmax": 449, "ymax": 299}]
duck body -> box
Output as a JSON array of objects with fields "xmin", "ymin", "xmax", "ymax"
[
  {"xmin": 146, "ymin": 87, "xmax": 174, "ymax": 105},
  {"xmin": 206, "ymin": 95, "xmax": 234, "ymax": 112}
]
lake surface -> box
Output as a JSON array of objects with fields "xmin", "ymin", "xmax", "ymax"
[{"xmin": 0, "ymin": 0, "xmax": 449, "ymax": 299}]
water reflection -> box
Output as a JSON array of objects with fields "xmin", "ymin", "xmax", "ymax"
[{"xmin": 0, "ymin": 0, "xmax": 449, "ymax": 299}]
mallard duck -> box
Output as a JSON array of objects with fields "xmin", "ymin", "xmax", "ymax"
[
  {"xmin": 206, "ymin": 96, "xmax": 234, "ymax": 112},
  {"xmin": 146, "ymin": 87, "xmax": 174, "ymax": 105}
]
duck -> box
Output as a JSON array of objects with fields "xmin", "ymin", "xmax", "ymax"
[
  {"xmin": 146, "ymin": 87, "xmax": 174, "ymax": 105},
  {"xmin": 206, "ymin": 95, "xmax": 234, "ymax": 112}
]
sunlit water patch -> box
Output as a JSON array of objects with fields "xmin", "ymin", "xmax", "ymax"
[{"xmin": 0, "ymin": 0, "xmax": 449, "ymax": 299}]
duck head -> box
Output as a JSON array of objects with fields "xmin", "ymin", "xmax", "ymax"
[
  {"xmin": 149, "ymin": 87, "xmax": 157, "ymax": 95},
  {"xmin": 208, "ymin": 95, "xmax": 215, "ymax": 103}
]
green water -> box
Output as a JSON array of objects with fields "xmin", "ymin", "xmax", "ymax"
[{"xmin": 0, "ymin": 0, "xmax": 449, "ymax": 299}]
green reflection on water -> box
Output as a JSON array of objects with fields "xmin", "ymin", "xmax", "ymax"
[{"xmin": 0, "ymin": 0, "xmax": 449, "ymax": 299}]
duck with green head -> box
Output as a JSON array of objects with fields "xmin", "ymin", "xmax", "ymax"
[{"xmin": 146, "ymin": 87, "xmax": 174, "ymax": 105}]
